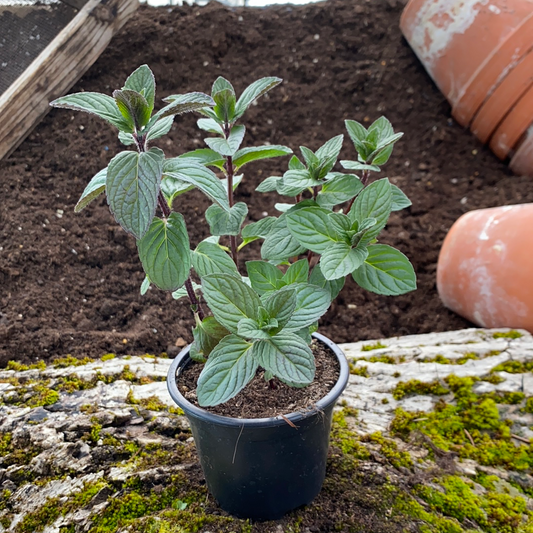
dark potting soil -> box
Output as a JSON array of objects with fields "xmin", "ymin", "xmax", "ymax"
[
  {"xmin": 178, "ymin": 340, "xmax": 340, "ymax": 418},
  {"xmin": 1, "ymin": 0, "xmax": 533, "ymax": 366}
]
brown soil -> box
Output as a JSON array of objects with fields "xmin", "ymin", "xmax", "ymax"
[
  {"xmin": 1, "ymin": 0, "xmax": 533, "ymax": 366},
  {"xmin": 178, "ymin": 339, "xmax": 340, "ymax": 418}
]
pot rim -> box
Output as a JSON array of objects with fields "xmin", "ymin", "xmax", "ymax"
[{"xmin": 166, "ymin": 331, "xmax": 350, "ymax": 428}]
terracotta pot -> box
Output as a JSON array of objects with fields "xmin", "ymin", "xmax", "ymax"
[
  {"xmin": 437, "ymin": 204, "xmax": 533, "ymax": 332},
  {"xmin": 470, "ymin": 45, "xmax": 533, "ymax": 143},
  {"xmin": 489, "ymin": 83, "xmax": 533, "ymax": 160},
  {"xmin": 510, "ymin": 125, "xmax": 533, "ymax": 176},
  {"xmin": 400, "ymin": 0, "xmax": 533, "ymax": 122}
]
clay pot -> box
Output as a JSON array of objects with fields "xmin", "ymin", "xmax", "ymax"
[
  {"xmin": 470, "ymin": 46, "xmax": 533, "ymax": 144},
  {"xmin": 510, "ymin": 126, "xmax": 533, "ymax": 175},
  {"xmin": 400, "ymin": 0, "xmax": 533, "ymax": 125},
  {"xmin": 489, "ymin": 83, "xmax": 533, "ymax": 160},
  {"xmin": 437, "ymin": 204, "xmax": 533, "ymax": 332}
]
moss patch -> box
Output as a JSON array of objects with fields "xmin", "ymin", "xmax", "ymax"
[
  {"xmin": 392, "ymin": 379, "xmax": 449, "ymax": 400},
  {"xmin": 492, "ymin": 330, "xmax": 523, "ymax": 339}
]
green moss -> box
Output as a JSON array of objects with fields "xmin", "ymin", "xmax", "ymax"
[
  {"xmin": 14, "ymin": 497, "xmax": 61, "ymax": 533},
  {"xmin": 331, "ymin": 408, "xmax": 370, "ymax": 466},
  {"xmin": 422, "ymin": 354, "xmax": 451, "ymax": 364},
  {"xmin": 393, "ymin": 371, "xmax": 401, "ymax": 378},
  {"xmin": 492, "ymin": 330, "xmax": 523, "ymax": 339},
  {"xmin": 0, "ymin": 433, "xmax": 11, "ymax": 456},
  {"xmin": 362, "ymin": 432, "xmax": 413, "ymax": 469},
  {"xmin": 51, "ymin": 354, "xmax": 96, "ymax": 368},
  {"xmin": 482, "ymin": 373, "xmax": 505, "ymax": 385},
  {"xmin": 491, "ymin": 360, "xmax": 533, "ymax": 374},
  {"xmin": 6, "ymin": 360, "xmax": 46, "ymax": 371},
  {"xmin": 481, "ymin": 392, "xmax": 525, "ymax": 405},
  {"xmin": 392, "ymin": 379, "xmax": 449, "ymax": 400},
  {"xmin": 381, "ymin": 398, "xmax": 390, "ymax": 404},
  {"xmin": 456, "ymin": 352, "xmax": 479, "ymax": 365},
  {"xmin": 25, "ymin": 383, "xmax": 59, "ymax": 407},
  {"xmin": 101, "ymin": 353, "xmax": 116, "ymax": 361},
  {"xmin": 349, "ymin": 363, "xmax": 369, "ymax": 377},
  {"xmin": 524, "ymin": 397, "xmax": 533, "ymax": 414},
  {"xmin": 361, "ymin": 342, "xmax": 387, "ymax": 351},
  {"xmin": 126, "ymin": 391, "xmax": 169, "ymax": 412},
  {"xmin": 80, "ymin": 404, "xmax": 99, "ymax": 414},
  {"xmin": 87, "ymin": 419, "xmax": 102, "ymax": 445}
]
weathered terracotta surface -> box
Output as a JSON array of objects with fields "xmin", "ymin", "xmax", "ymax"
[
  {"xmin": 437, "ymin": 204, "xmax": 533, "ymax": 332},
  {"xmin": 510, "ymin": 125, "xmax": 533, "ymax": 176}
]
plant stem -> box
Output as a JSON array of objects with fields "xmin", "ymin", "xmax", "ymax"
[
  {"xmin": 346, "ymin": 169, "xmax": 371, "ymax": 212},
  {"xmin": 223, "ymin": 123, "xmax": 239, "ymax": 268},
  {"xmin": 185, "ymin": 278, "xmax": 205, "ymax": 321},
  {"xmin": 158, "ymin": 192, "xmax": 171, "ymax": 218},
  {"xmin": 307, "ymin": 249, "xmax": 314, "ymax": 267}
]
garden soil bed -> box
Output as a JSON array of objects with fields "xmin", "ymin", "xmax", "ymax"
[{"xmin": 1, "ymin": 0, "xmax": 533, "ymax": 366}]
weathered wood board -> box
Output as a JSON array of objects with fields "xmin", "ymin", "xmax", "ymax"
[{"xmin": 0, "ymin": 0, "xmax": 138, "ymax": 161}]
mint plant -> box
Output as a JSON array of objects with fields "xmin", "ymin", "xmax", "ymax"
[{"xmin": 51, "ymin": 65, "xmax": 415, "ymax": 408}]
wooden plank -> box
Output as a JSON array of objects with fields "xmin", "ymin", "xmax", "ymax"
[{"xmin": 0, "ymin": 0, "xmax": 138, "ymax": 161}]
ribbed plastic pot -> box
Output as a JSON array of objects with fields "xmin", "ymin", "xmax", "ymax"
[
  {"xmin": 437, "ymin": 204, "xmax": 533, "ymax": 332},
  {"xmin": 400, "ymin": 0, "xmax": 533, "ymax": 126},
  {"xmin": 166, "ymin": 332, "xmax": 350, "ymax": 521},
  {"xmin": 510, "ymin": 125, "xmax": 533, "ymax": 177}
]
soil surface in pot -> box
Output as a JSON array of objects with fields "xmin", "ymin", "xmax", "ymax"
[
  {"xmin": 2, "ymin": 0, "xmax": 533, "ymax": 366},
  {"xmin": 178, "ymin": 340, "xmax": 340, "ymax": 418}
]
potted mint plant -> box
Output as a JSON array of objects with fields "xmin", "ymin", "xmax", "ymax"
[{"xmin": 50, "ymin": 65, "xmax": 415, "ymax": 521}]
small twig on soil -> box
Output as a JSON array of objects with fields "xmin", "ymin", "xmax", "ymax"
[
  {"xmin": 464, "ymin": 428, "xmax": 475, "ymax": 446},
  {"xmin": 280, "ymin": 414, "xmax": 299, "ymax": 429},
  {"xmin": 511, "ymin": 434, "xmax": 531, "ymax": 444}
]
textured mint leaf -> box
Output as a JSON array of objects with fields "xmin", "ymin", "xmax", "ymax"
[
  {"xmin": 320, "ymin": 242, "xmax": 368, "ymax": 280},
  {"xmin": 256, "ymin": 176, "xmax": 281, "ymax": 193},
  {"xmin": 204, "ymin": 125, "xmax": 245, "ymax": 157},
  {"xmin": 146, "ymin": 116, "xmax": 174, "ymax": 141},
  {"xmin": 212, "ymin": 76, "xmax": 236, "ymax": 96},
  {"xmin": 368, "ymin": 116, "xmax": 394, "ymax": 140},
  {"xmin": 237, "ymin": 318, "xmax": 271, "ymax": 340},
  {"xmin": 234, "ymin": 77, "xmax": 282, "ymax": 119},
  {"xmin": 75, "ymin": 168, "xmax": 106, "ymax": 213},
  {"xmin": 328, "ymin": 212, "xmax": 352, "ymax": 236},
  {"xmin": 349, "ymin": 178, "xmax": 392, "ymax": 243},
  {"xmin": 285, "ymin": 206, "xmax": 341, "ymax": 253},
  {"xmin": 163, "ymin": 159, "xmax": 229, "ymax": 210},
  {"xmin": 317, "ymin": 173, "xmax": 363, "ymax": 208},
  {"xmin": 160, "ymin": 175, "xmax": 194, "ymax": 205},
  {"xmin": 308, "ymin": 263, "xmax": 345, "ymax": 299},
  {"xmin": 113, "ymin": 89, "xmax": 151, "ymax": 130},
  {"xmin": 340, "ymin": 160, "xmax": 381, "ymax": 172},
  {"xmin": 50, "ymin": 92, "xmax": 133, "ymax": 132},
  {"xmin": 192, "ymin": 241, "xmax": 239, "ymax": 278},
  {"xmin": 172, "ymin": 280, "xmax": 201, "ymax": 301},
  {"xmin": 197, "ymin": 118, "xmax": 225, "ymax": 135},
  {"xmin": 352, "ymin": 244, "xmax": 416, "ymax": 296},
  {"xmin": 279, "ymin": 283, "xmax": 331, "ymax": 332},
  {"xmin": 371, "ymin": 144, "xmax": 394, "ymax": 166},
  {"xmin": 118, "ymin": 131, "xmax": 135, "ymax": 146},
  {"xmin": 123, "ymin": 64, "xmax": 156, "ymax": 113},
  {"xmin": 345, "ymin": 120, "xmax": 367, "ymax": 144},
  {"xmin": 212, "ymin": 85, "xmax": 236, "ymax": 124},
  {"xmin": 278, "ymin": 169, "xmax": 322, "ymax": 197},
  {"xmin": 137, "ymin": 212, "xmax": 191, "ymax": 291},
  {"xmin": 193, "ymin": 316, "xmax": 230, "ymax": 359},
  {"xmin": 150, "ymin": 92, "xmax": 214, "ymax": 124},
  {"xmin": 241, "ymin": 217, "xmax": 276, "ymax": 240},
  {"xmin": 391, "ymin": 184, "xmax": 412, "ymax": 211},
  {"xmin": 261, "ymin": 216, "xmax": 306, "ymax": 261},
  {"xmin": 201, "ymin": 274, "xmax": 261, "ymax": 333},
  {"xmin": 316, "ymin": 134, "xmax": 344, "ymax": 161},
  {"xmin": 252, "ymin": 333, "xmax": 314, "ymax": 387},
  {"xmin": 282, "ymin": 258, "xmax": 309, "ymax": 285},
  {"xmin": 176, "ymin": 149, "xmax": 226, "ymax": 170},
  {"xmin": 246, "ymin": 261, "xmax": 283, "ymax": 295},
  {"xmin": 205, "ymin": 202, "xmax": 248, "ymax": 236},
  {"xmin": 197, "ymin": 335, "xmax": 256, "ymax": 406},
  {"xmin": 140, "ymin": 276, "xmax": 150, "ymax": 296},
  {"xmin": 233, "ymin": 145, "xmax": 292, "ymax": 170},
  {"xmin": 261, "ymin": 288, "xmax": 297, "ymax": 330},
  {"xmin": 288, "ymin": 155, "xmax": 306, "ymax": 170},
  {"xmin": 107, "ymin": 148, "xmax": 163, "ymax": 239}
]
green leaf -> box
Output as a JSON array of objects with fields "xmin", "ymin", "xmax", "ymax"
[
  {"xmin": 320, "ymin": 242, "xmax": 368, "ymax": 280},
  {"xmin": 75, "ymin": 168, "xmax": 107, "ymax": 213},
  {"xmin": 317, "ymin": 173, "xmax": 363, "ymax": 208},
  {"xmin": 150, "ymin": 92, "xmax": 214, "ymax": 124},
  {"xmin": 261, "ymin": 289, "xmax": 296, "ymax": 330},
  {"xmin": 256, "ymin": 176, "xmax": 281, "ymax": 193},
  {"xmin": 237, "ymin": 318, "xmax": 271, "ymax": 340},
  {"xmin": 201, "ymin": 273, "xmax": 261, "ymax": 333},
  {"xmin": 192, "ymin": 241, "xmax": 239, "ymax": 278},
  {"xmin": 345, "ymin": 120, "xmax": 367, "ymax": 144},
  {"xmin": 274, "ymin": 203, "xmax": 294, "ymax": 213},
  {"xmin": 316, "ymin": 134, "xmax": 343, "ymax": 161},
  {"xmin": 371, "ymin": 144, "xmax": 394, "ymax": 166},
  {"xmin": 193, "ymin": 316, "xmax": 230, "ymax": 358},
  {"xmin": 252, "ymin": 333, "xmax": 314, "ymax": 387},
  {"xmin": 197, "ymin": 335, "xmax": 256, "ymax": 406},
  {"xmin": 286, "ymin": 207, "xmax": 340, "ymax": 253},
  {"xmin": 246, "ymin": 261, "xmax": 283, "ymax": 295},
  {"xmin": 177, "ymin": 149, "xmax": 226, "ymax": 170},
  {"xmin": 197, "ymin": 118, "xmax": 225, "ymax": 135},
  {"xmin": 123, "ymin": 64, "xmax": 156, "ymax": 113},
  {"xmin": 288, "ymin": 155, "xmax": 306, "ymax": 170},
  {"xmin": 160, "ymin": 175, "xmax": 193, "ymax": 205},
  {"xmin": 368, "ymin": 116, "xmax": 394, "ymax": 140},
  {"xmin": 391, "ymin": 184, "xmax": 412, "ymax": 211},
  {"xmin": 328, "ymin": 212, "xmax": 352, "ymax": 235},
  {"xmin": 278, "ymin": 169, "xmax": 321, "ymax": 197},
  {"xmin": 241, "ymin": 217, "xmax": 277, "ymax": 240},
  {"xmin": 113, "ymin": 89, "xmax": 151, "ymax": 130},
  {"xmin": 205, "ymin": 202, "xmax": 248, "ymax": 236},
  {"xmin": 309, "ymin": 264, "xmax": 345, "ymax": 299},
  {"xmin": 300, "ymin": 146, "xmax": 319, "ymax": 169},
  {"xmin": 107, "ymin": 148, "xmax": 163, "ymax": 239},
  {"xmin": 140, "ymin": 276, "xmax": 150, "ymax": 295},
  {"xmin": 50, "ymin": 92, "xmax": 133, "ymax": 132},
  {"xmin": 212, "ymin": 83, "xmax": 236, "ymax": 124},
  {"xmin": 137, "ymin": 212, "xmax": 191, "ymax": 291},
  {"xmin": 261, "ymin": 216, "xmax": 307, "ymax": 261},
  {"xmin": 282, "ymin": 258, "xmax": 309, "ymax": 285},
  {"xmin": 233, "ymin": 145, "xmax": 292, "ymax": 170},
  {"xmin": 234, "ymin": 77, "xmax": 282, "ymax": 119},
  {"xmin": 340, "ymin": 160, "xmax": 381, "ymax": 172},
  {"xmin": 172, "ymin": 280, "xmax": 201, "ymax": 301},
  {"xmin": 280, "ymin": 283, "xmax": 331, "ymax": 332},
  {"xmin": 349, "ymin": 178, "xmax": 392, "ymax": 242},
  {"xmin": 204, "ymin": 125, "xmax": 245, "ymax": 157},
  {"xmin": 118, "ymin": 131, "xmax": 135, "ymax": 146},
  {"xmin": 163, "ymin": 159, "xmax": 230, "ymax": 210},
  {"xmin": 212, "ymin": 76, "xmax": 236, "ymax": 95},
  {"xmin": 352, "ymin": 244, "xmax": 416, "ymax": 296},
  {"xmin": 146, "ymin": 116, "xmax": 174, "ymax": 141}
]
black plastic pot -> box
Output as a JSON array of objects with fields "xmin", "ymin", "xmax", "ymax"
[{"xmin": 167, "ymin": 332, "xmax": 349, "ymax": 521}]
